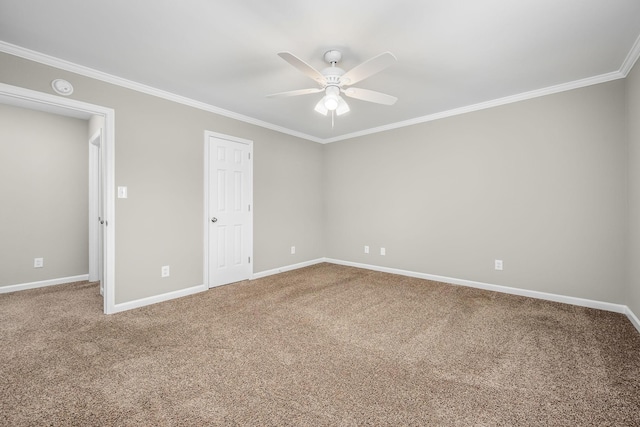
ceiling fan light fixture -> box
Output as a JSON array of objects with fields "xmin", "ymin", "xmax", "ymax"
[
  {"xmin": 336, "ymin": 96, "xmax": 350, "ymax": 116},
  {"xmin": 323, "ymin": 86, "xmax": 340, "ymax": 111},
  {"xmin": 314, "ymin": 99, "xmax": 329, "ymax": 115},
  {"xmin": 323, "ymin": 96, "xmax": 339, "ymax": 111}
]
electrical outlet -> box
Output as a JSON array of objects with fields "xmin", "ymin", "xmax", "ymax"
[
  {"xmin": 291, "ymin": 246, "xmax": 296, "ymax": 255},
  {"xmin": 495, "ymin": 259, "xmax": 503, "ymax": 271},
  {"xmin": 364, "ymin": 245, "xmax": 369, "ymax": 254},
  {"xmin": 34, "ymin": 258, "xmax": 44, "ymax": 268},
  {"xmin": 380, "ymin": 247, "xmax": 386, "ymax": 256},
  {"xmin": 161, "ymin": 265, "xmax": 170, "ymax": 277}
]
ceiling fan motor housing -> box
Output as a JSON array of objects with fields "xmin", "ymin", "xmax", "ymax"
[
  {"xmin": 322, "ymin": 69, "xmax": 345, "ymax": 86},
  {"xmin": 322, "ymin": 50, "xmax": 346, "ymax": 86}
]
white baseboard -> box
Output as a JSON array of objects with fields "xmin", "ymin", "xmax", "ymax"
[
  {"xmin": 252, "ymin": 258, "xmax": 326, "ymax": 280},
  {"xmin": 111, "ymin": 284, "xmax": 207, "ymax": 314},
  {"xmin": 106, "ymin": 258, "xmax": 325, "ymax": 314},
  {"xmin": 626, "ymin": 307, "xmax": 640, "ymax": 333},
  {"xmin": 325, "ymin": 258, "xmax": 633, "ymax": 314},
  {"xmin": 11, "ymin": 259, "xmax": 635, "ymax": 335},
  {"xmin": 109, "ymin": 258, "xmax": 640, "ymax": 334},
  {"xmin": 0, "ymin": 274, "xmax": 89, "ymax": 294}
]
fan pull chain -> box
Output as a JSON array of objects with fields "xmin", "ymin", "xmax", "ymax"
[{"xmin": 332, "ymin": 110, "xmax": 335, "ymax": 128}]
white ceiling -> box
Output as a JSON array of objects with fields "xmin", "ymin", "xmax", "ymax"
[{"xmin": 1, "ymin": 0, "xmax": 640, "ymax": 142}]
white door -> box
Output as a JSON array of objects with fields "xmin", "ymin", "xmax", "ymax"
[
  {"xmin": 208, "ymin": 135, "xmax": 253, "ymax": 287},
  {"xmin": 88, "ymin": 130, "xmax": 104, "ymax": 295}
]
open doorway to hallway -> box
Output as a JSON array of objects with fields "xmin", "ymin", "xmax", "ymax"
[{"xmin": 0, "ymin": 82, "xmax": 115, "ymax": 313}]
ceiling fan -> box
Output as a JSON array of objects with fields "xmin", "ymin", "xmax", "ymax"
[{"xmin": 267, "ymin": 50, "xmax": 398, "ymax": 118}]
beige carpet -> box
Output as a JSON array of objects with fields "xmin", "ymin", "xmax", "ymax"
[{"xmin": 1, "ymin": 263, "xmax": 639, "ymax": 426}]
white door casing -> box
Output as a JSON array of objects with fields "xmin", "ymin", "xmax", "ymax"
[{"xmin": 204, "ymin": 132, "xmax": 253, "ymax": 288}]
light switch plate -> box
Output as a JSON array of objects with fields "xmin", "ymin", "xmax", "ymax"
[{"xmin": 117, "ymin": 186, "xmax": 128, "ymax": 199}]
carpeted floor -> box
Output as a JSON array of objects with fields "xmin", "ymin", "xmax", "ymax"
[{"xmin": 1, "ymin": 263, "xmax": 639, "ymax": 426}]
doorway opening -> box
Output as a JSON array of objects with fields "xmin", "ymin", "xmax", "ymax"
[{"xmin": 0, "ymin": 82, "xmax": 116, "ymax": 314}]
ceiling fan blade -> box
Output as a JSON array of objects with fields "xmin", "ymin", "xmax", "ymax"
[
  {"xmin": 267, "ymin": 88, "xmax": 324, "ymax": 98},
  {"xmin": 278, "ymin": 52, "xmax": 326, "ymax": 85},
  {"xmin": 343, "ymin": 87, "xmax": 397, "ymax": 105},
  {"xmin": 340, "ymin": 52, "xmax": 397, "ymax": 86}
]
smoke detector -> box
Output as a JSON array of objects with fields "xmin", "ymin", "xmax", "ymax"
[{"xmin": 51, "ymin": 79, "xmax": 74, "ymax": 96}]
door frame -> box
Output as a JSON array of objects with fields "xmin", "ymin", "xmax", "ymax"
[
  {"xmin": 203, "ymin": 130, "xmax": 254, "ymax": 288},
  {"xmin": 0, "ymin": 82, "xmax": 116, "ymax": 314},
  {"xmin": 88, "ymin": 129, "xmax": 102, "ymax": 290}
]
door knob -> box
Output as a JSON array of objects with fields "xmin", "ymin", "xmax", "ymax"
[{"xmin": 211, "ymin": 217, "xmax": 218, "ymax": 223}]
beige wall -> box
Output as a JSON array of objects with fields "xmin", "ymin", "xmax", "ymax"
[
  {"xmin": 0, "ymin": 104, "xmax": 89, "ymax": 286},
  {"xmin": 325, "ymin": 80, "xmax": 628, "ymax": 304},
  {"xmin": 628, "ymin": 59, "xmax": 640, "ymax": 315},
  {"xmin": 0, "ymin": 52, "xmax": 325, "ymax": 304}
]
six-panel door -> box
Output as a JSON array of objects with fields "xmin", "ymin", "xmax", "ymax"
[{"xmin": 208, "ymin": 136, "xmax": 252, "ymax": 287}]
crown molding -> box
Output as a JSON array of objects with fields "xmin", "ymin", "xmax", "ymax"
[
  {"xmin": 1, "ymin": 39, "xmax": 636, "ymax": 145},
  {"xmin": 0, "ymin": 41, "xmax": 323, "ymax": 143},
  {"xmin": 322, "ymin": 70, "xmax": 625, "ymax": 144},
  {"xmin": 620, "ymin": 33, "xmax": 640, "ymax": 77}
]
